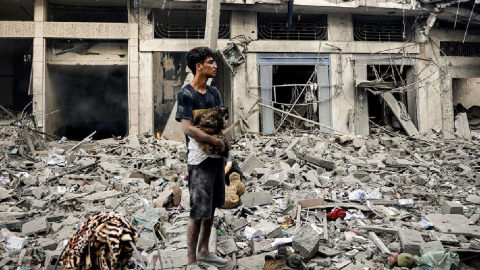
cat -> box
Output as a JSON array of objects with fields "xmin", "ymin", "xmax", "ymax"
[{"xmin": 192, "ymin": 106, "xmax": 230, "ymax": 157}]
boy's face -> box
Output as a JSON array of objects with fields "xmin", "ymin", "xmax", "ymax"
[{"xmin": 197, "ymin": 56, "xmax": 217, "ymax": 78}]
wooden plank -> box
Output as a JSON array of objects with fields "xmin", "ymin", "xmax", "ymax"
[
  {"xmin": 381, "ymin": 92, "xmax": 419, "ymax": 136},
  {"xmin": 298, "ymin": 198, "xmax": 325, "ymax": 208}
]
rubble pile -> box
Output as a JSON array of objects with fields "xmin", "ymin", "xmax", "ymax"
[{"xmin": 1, "ymin": 123, "xmax": 480, "ymax": 270}]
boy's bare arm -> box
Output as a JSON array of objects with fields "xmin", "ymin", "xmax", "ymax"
[{"xmin": 181, "ymin": 119, "xmax": 225, "ymax": 152}]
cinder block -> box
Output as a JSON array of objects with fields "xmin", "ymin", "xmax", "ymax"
[{"xmin": 442, "ymin": 201, "xmax": 463, "ymax": 214}]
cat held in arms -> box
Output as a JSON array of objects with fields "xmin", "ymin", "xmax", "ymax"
[{"xmin": 192, "ymin": 106, "xmax": 230, "ymax": 157}]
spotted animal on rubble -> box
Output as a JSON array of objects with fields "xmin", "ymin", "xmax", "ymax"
[{"xmin": 62, "ymin": 212, "xmax": 138, "ymax": 270}]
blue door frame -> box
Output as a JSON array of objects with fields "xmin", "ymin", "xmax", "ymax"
[{"xmin": 258, "ymin": 53, "xmax": 332, "ymax": 133}]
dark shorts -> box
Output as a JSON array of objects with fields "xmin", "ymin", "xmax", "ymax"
[{"xmin": 188, "ymin": 157, "xmax": 226, "ymax": 220}]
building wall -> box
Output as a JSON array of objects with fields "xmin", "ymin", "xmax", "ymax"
[
  {"xmin": 5, "ymin": 0, "xmax": 480, "ymax": 137},
  {"xmin": 418, "ymin": 28, "xmax": 480, "ymax": 133}
]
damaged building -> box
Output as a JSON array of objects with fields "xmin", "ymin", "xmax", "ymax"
[{"xmin": 1, "ymin": 0, "xmax": 480, "ymax": 139}]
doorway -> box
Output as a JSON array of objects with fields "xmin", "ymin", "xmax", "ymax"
[{"xmin": 258, "ymin": 53, "xmax": 331, "ymax": 133}]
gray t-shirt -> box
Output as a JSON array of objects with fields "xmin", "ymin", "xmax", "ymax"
[{"xmin": 175, "ymin": 84, "xmax": 223, "ymax": 165}]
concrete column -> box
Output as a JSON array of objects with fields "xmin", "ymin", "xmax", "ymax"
[
  {"xmin": 327, "ymin": 14, "xmax": 353, "ymax": 42},
  {"xmin": 139, "ymin": 8, "xmax": 153, "ymax": 40},
  {"xmin": 331, "ymin": 53, "xmax": 354, "ymax": 134},
  {"xmin": 139, "ymin": 52, "xmax": 154, "ymax": 134},
  {"xmin": 230, "ymin": 11, "xmax": 259, "ymax": 134},
  {"xmin": 33, "ymin": 0, "xmax": 45, "ymax": 129},
  {"xmin": 129, "ymin": 38, "xmax": 140, "ymax": 135},
  {"xmin": 441, "ymin": 74, "xmax": 454, "ymax": 132},
  {"xmin": 416, "ymin": 42, "xmax": 443, "ymax": 133},
  {"xmin": 205, "ymin": 0, "xmax": 221, "ymax": 50}
]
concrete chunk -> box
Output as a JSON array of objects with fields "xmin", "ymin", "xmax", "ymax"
[
  {"xmin": 442, "ymin": 201, "xmax": 463, "ymax": 214},
  {"xmin": 22, "ymin": 217, "xmax": 51, "ymax": 236},
  {"xmin": 420, "ymin": 241, "xmax": 443, "ymax": 255},
  {"xmin": 252, "ymin": 221, "xmax": 282, "ymax": 238},
  {"xmin": 240, "ymin": 154, "xmax": 265, "ymax": 175},
  {"xmin": 241, "ymin": 191, "xmax": 272, "ymax": 207},
  {"xmin": 293, "ymin": 223, "xmax": 321, "ymax": 259},
  {"xmin": 398, "ymin": 228, "xmax": 425, "ymax": 255},
  {"xmin": 217, "ymin": 238, "xmax": 238, "ymax": 254}
]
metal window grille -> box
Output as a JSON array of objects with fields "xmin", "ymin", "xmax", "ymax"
[
  {"xmin": 257, "ymin": 13, "xmax": 327, "ymax": 41},
  {"xmin": 354, "ymin": 15, "xmax": 410, "ymax": 42},
  {"xmin": 154, "ymin": 9, "xmax": 230, "ymax": 39},
  {"xmin": 440, "ymin": 41, "xmax": 480, "ymax": 57}
]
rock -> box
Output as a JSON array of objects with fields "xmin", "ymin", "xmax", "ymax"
[{"xmin": 293, "ymin": 224, "xmax": 321, "ymax": 259}]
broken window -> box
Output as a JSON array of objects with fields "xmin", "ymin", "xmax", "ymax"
[
  {"xmin": 356, "ymin": 64, "xmax": 417, "ymax": 136},
  {"xmin": 272, "ymin": 65, "xmax": 319, "ymax": 131},
  {"xmin": 257, "ymin": 13, "xmax": 327, "ymax": 40},
  {"xmin": 47, "ymin": 0, "xmax": 128, "ymax": 22},
  {"xmin": 153, "ymin": 9, "xmax": 230, "ymax": 39},
  {"xmin": 353, "ymin": 15, "xmax": 413, "ymax": 42},
  {"xmin": 440, "ymin": 42, "xmax": 480, "ymax": 57},
  {"xmin": 0, "ymin": 0, "xmax": 33, "ymax": 21},
  {"xmin": 0, "ymin": 39, "xmax": 33, "ymax": 120}
]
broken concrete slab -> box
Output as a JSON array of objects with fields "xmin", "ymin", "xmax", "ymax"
[
  {"xmin": 425, "ymin": 214, "xmax": 480, "ymax": 238},
  {"xmin": 381, "ymin": 92, "xmax": 419, "ymax": 136},
  {"xmin": 318, "ymin": 245, "xmax": 342, "ymax": 257},
  {"xmin": 420, "ymin": 241, "xmax": 443, "ymax": 255},
  {"xmin": 240, "ymin": 153, "xmax": 265, "ymax": 175},
  {"xmin": 241, "ymin": 191, "xmax": 272, "ymax": 207},
  {"xmin": 252, "ymin": 221, "xmax": 282, "ymax": 238},
  {"xmin": 217, "ymin": 238, "xmax": 238, "ymax": 254},
  {"xmin": 294, "ymin": 151, "xmax": 335, "ymax": 170},
  {"xmin": 22, "ymin": 217, "xmax": 51, "ymax": 236}
]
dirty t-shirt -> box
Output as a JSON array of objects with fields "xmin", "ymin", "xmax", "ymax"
[{"xmin": 175, "ymin": 84, "xmax": 223, "ymax": 165}]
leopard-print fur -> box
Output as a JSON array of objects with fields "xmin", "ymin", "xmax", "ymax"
[{"xmin": 62, "ymin": 212, "xmax": 138, "ymax": 270}]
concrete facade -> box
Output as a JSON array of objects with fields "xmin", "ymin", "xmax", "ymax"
[{"xmin": 1, "ymin": 0, "xmax": 480, "ymax": 138}]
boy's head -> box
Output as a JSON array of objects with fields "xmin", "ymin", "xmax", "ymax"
[{"xmin": 187, "ymin": 47, "xmax": 217, "ymax": 77}]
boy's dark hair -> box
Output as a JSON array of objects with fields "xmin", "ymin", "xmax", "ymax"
[{"xmin": 187, "ymin": 47, "xmax": 214, "ymax": 75}]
